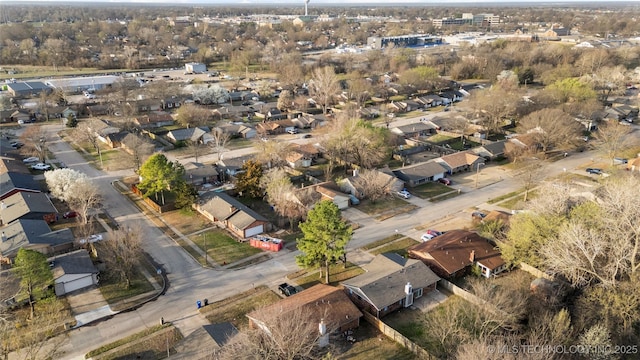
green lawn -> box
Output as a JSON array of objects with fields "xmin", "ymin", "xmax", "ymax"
[
  {"xmin": 448, "ymin": 139, "xmax": 481, "ymax": 151},
  {"xmin": 359, "ymin": 197, "xmax": 409, "ymax": 215},
  {"xmin": 191, "ymin": 230, "xmax": 262, "ymax": 265},
  {"xmin": 497, "ymin": 190, "xmax": 538, "ymax": 210},
  {"xmin": 293, "ymin": 262, "xmax": 365, "ymax": 289},
  {"xmin": 411, "ymin": 182, "xmax": 452, "ymax": 199},
  {"xmin": 370, "ymin": 238, "xmax": 419, "ymax": 257},
  {"xmin": 99, "ymin": 266, "xmax": 156, "ymax": 306},
  {"xmin": 200, "ymin": 286, "xmax": 281, "ymax": 329},
  {"xmin": 487, "ymin": 190, "xmax": 521, "ymax": 204}
]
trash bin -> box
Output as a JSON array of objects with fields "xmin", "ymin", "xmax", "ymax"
[
  {"xmin": 204, "ymin": 299, "xmax": 209, "ymax": 306},
  {"xmin": 196, "ymin": 300, "xmax": 202, "ymax": 309}
]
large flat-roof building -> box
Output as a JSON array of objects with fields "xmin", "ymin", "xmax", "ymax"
[
  {"xmin": 45, "ymin": 75, "xmax": 120, "ymax": 94},
  {"xmin": 6, "ymin": 82, "xmax": 51, "ymax": 97},
  {"xmin": 367, "ymin": 34, "xmax": 443, "ymax": 49}
]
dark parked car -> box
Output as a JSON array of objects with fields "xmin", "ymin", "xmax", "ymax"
[
  {"xmin": 62, "ymin": 211, "xmax": 78, "ymax": 219},
  {"xmin": 438, "ymin": 178, "xmax": 451, "ymax": 185},
  {"xmin": 278, "ymin": 283, "xmax": 298, "ymax": 297},
  {"xmin": 586, "ymin": 168, "xmax": 603, "ymax": 175}
]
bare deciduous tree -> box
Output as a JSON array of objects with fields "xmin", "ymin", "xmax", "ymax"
[
  {"xmin": 97, "ymin": 225, "xmax": 144, "ymax": 289},
  {"xmin": 74, "ymin": 122, "xmax": 105, "ymax": 168},
  {"xmin": 19, "ymin": 125, "xmax": 48, "ymax": 163},
  {"xmin": 466, "ymin": 85, "xmax": 522, "ymax": 135},
  {"xmin": 517, "ymin": 108, "xmax": 583, "ymax": 153},
  {"xmin": 12, "ymin": 298, "xmax": 70, "ymax": 360},
  {"xmin": 209, "ymin": 129, "xmax": 231, "ymax": 161},
  {"xmin": 218, "ymin": 305, "xmax": 329, "ymax": 360},
  {"xmin": 309, "ymin": 66, "xmax": 340, "ymax": 115},
  {"xmin": 593, "ymin": 121, "xmax": 632, "ymax": 165},
  {"xmin": 348, "ymin": 169, "xmax": 393, "ymax": 203},
  {"xmin": 175, "ymin": 103, "xmax": 211, "ymax": 128}
]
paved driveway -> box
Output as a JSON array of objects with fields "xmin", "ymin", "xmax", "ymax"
[{"xmin": 65, "ymin": 285, "xmax": 109, "ymax": 315}]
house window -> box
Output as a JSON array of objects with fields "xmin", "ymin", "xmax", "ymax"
[{"xmin": 413, "ymin": 288, "xmax": 423, "ymax": 298}]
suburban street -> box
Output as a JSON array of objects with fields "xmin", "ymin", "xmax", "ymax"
[{"xmin": 12, "ymin": 121, "xmax": 636, "ymax": 360}]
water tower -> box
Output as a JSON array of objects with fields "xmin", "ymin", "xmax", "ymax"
[{"xmin": 304, "ymin": 0, "xmax": 310, "ymax": 16}]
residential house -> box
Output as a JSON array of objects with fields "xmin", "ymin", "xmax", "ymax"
[
  {"xmin": 472, "ymin": 140, "xmax": 507, "ymax": 161},
  {"xmin": 213, "ymin": 105, "xmax": 255, "ymax": 120},
  {"xmin": 51, "ymin": 250, "xmax": 99, "ymax": 296},
  {"xmin": 342, "ymin": 253, "xmax": 440, "ymax": 318},
  {"xmin": 246, "ymin": 284, "xmax": 362, "ymax": 337},
  {"xmin": 183, "ymin": 162, "xmax": 219, "ymax": 186},
  {"xmin": 1, "ymin": 219, "xmax": 75, "ymax": 261},
  {"xmin": 161, "ymin": 96, "xmax": 183, "ymax": 110},
  {"xmin": 10, "ymin": 110, "xmax": 32, "ymax": 123},
  {"xmin": 392, "ymin": 161, "xmax": 447, "ymax": 187},
  {"xmin": 439, "ymin": 90, "xmax": 465, "ymax": 104},
  {"xmin": 104, "ymin": 132, "xmax": 130, "ymax": 149},
  {"xmin": 542, "ymin": 24, "xmax": 570, "ymax": 38},
  {"xmin": 315, "ymin": 185, "xmax": 350, "ymax": 210},
  {"xmin": 435, "ymin": 151, "xmax": 484, "ymax": 174},
  {"xmin": 216, "ymin": 155, "xmax": 254, "ymax": 177},
  {"xmin": 194, "ymin": 192, "xmax": 269, "ymax": 238},
  {"xmin": 127, "ymin": 99, "xmax": 162, "ymax": 113},
  {"xmin": 86, "ymin": 118, "xmax": 120, "ymax": 143},
  {"xmin": 416, "ymin": 94, "xmax": 445, "ymax": 108},
  {"xmin": 120, "ymin": 133, "xmax": 156, "ymax": 157},
  {"xmin": 390, "ymin": 122, "xmax": 438, "ymax": 138},
  {"xmin": 627, "ymin": 156, "xmax": 640, "ymax": 172},
  {"xmin": 134, "ymin": 111, "xmax": 175, "ymax": 129},
  {"xmin": 0, "ymin": 156, "xmax": 31, "ymax": 175},
  {"xmin": 0, "ymin": 172, "xmax": 42, "ymax": 200},
  {"xmin": 0, "ymin": 192, "xmax": 58, "ymax": 226},
  {"xmin": 87, "ymin": 105, "xmax": 110, "ymax": 117},
  {"xmin": 291, "ymin": 114, "xmax": 320, "ymax": 129},
  {"xmin": 214, "ymin": 124, "xmax": 256, "ymax": 139},
  {"xmin": 286, "ymin": 152, "xmax": 312, "ymax": 169},
  {"xmin": 339, "ymin": 168, "xmax": 404, "ymax": 199},
  {"xmin": 256, "ymin": 119, "xmax": 295, "ymax": 135},
  {"xmin": 166, "ymin": 127, "xmax": 210, "ymax": 144},
  {"xmin": 173, "ymin": 323, "xmax": 239, "ymax": 360},
  {"xmin": 408, "ymin": 230, "xmax": 506, "ymax": 278},
  {"xmin": 504, "ymin": 134, "xmax": 540, "ymax": 158}
]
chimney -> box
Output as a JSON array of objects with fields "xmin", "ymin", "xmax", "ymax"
[
  {"xmin": 229, "ymin": 206, "xmax": 236, "ymax": 214},
  {"xmin": 469, "ymin": 250, "xmax": 475, "ymax": 262},
  {"xmin": 404, "ymin": 282, "xmax": 412, "ymax": 295},
  {"xmin": 0, "ymin": 201, "xmax": 5, "ymax": 210}
]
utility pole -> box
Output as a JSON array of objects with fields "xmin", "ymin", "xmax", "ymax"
[{"xmin": 202, "ymin": 232, "xmax": 208, "ymax": 266}]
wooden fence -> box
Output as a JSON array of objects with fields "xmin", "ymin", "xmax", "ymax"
[
  {"xmin": 362, "ymin": 312, "xmax": 434, "ymax": 359},
  {"xmin": 131, "ymin": 184, "xmax": 176, "ymax": 213}
]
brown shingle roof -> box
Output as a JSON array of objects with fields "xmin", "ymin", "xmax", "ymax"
[
  {"xmin": 438, "ymin": 151, "xmax": 481, "ymax": 169},
  {"xmin": 246, "ymin": 284, "xmax": 362, "ymax": 333},
  {"xmin": 408, "ymin": 230, "xmax": 505, "ymax": 276}
]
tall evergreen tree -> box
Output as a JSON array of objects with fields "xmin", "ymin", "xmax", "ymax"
[
  {"xmin": 296, "ymin": 201, "xmax": 352, "ymax": 284},
  {"xmin": 13, "ymin": 249, "xmax": 53, "ymax": 319}
]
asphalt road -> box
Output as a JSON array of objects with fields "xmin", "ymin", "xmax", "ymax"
[{"xmin": 15, "ymin": 122, "xmax": 637, "ymax": 360}]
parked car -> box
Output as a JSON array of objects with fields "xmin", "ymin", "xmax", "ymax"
[
  {"xmin": 278, "ymin": 283, "xmax": 298, "ymax": 297},
  {"xmin": 31, "ymin": 163, "xmax": 51, "ymax": 171},
  {"xmin": 22, "ymin": 157, "xmax": 39, "ymax": 163},
  {"xmin": 438, "ymin": 178, "xmax": 452, "ymax": 185},
  {"xmin": 79, "ymin": 234, "xmax": 103, "ymax": 244},
  {"xmin": 397, "ymin": 189, "xmax": 411, "ymax": 199},
  {"xmin": 62, "ymin": 211, "xmax": 78, "ymax": 219},
  {"xmin": 586, "ymin": 168, "xmax": 603, "ymax": 175},
  {"xmin": 421, "ymin": 233, "xmax": 436, "ymax": 242},
  {"xmin": 10, "ymin": 141, "xmax": 23, "ymax": 149},
  {"xmin": 613, "ymin": 158, "xmax": 628, "ymax": 165},
  {"xmin": 302, "ymin": 134, "xmax": 312, "ymax": 138},
  {"xmin": 472, "ymin": 211, "xmax": 487, "ymax": 220}
]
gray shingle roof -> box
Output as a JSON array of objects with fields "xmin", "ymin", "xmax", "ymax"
[
  {"xmin": 198, "ymin": 192, "xmax": 267, "ymax": 228},
  {"xmin": 52, "ymin": 250, "xmax": 98, "ymax": 280},
  {"xmin": 342, "ymin": 253, "xmax": 440, "ymax": 311},
  {"xmin": 1, "ymin": 219, "xmax": 51, "ymax": 257},
  {"xmin": 0, "ymin": 192, "xmax": 57, "ymax": 225},
  {"xmin": 393, "ymin": 161, "xmax": 447, "ymax": 182},
  {"xmin": 1, "ymin": 172, "xmax": 42, "ymax": 197}
]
